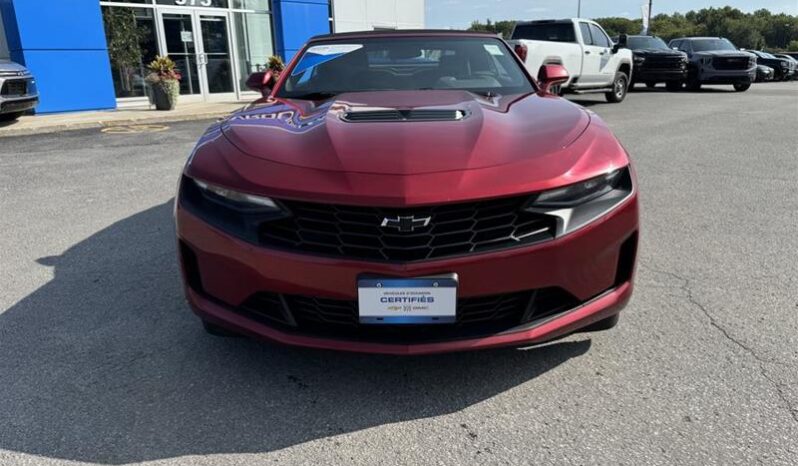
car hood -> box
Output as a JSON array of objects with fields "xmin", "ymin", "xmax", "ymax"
[
  {"xmin": 0, "ymin": 59, "xmax": 29, "ymax": 73},
  {"xmin": 694, "ymin": 50, "xmax": 752, "ymax": 58},
  {"xmin": 219, "ymin": 90, "xmax": 591, "ymax": 175},
  {"xmin": 634, "ymin": 49, "xmax": 684, "ymax": 57}
]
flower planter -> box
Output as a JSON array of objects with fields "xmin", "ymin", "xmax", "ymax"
[{"xmin": 150, "ymin": 80, "xmax": 180, "ymax": 111}]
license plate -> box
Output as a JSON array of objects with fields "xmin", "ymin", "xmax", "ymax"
[{"xmin": 358, "ymin": 275, "xmax": 457, "ymax": 324}]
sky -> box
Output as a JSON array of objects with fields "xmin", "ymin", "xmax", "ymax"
[{"xmin": 425, "ymin": 0, "xmax": 798, "ymax": 29}]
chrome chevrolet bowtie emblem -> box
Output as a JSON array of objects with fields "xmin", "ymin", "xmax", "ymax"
[{"xmin": 381, "ymin": 215, "xmax": 431, "ymax": 233}]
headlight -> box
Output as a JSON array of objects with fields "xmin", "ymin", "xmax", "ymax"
[
  {"xmin": 193, "ymin": 178, "xmax": 280, "ymax": 211},
  {"xmin": 749, "ymin": 57, "xmax": 757, "ymax": 67},
  {"xmin": 701, "ymin": 57, "xmax": 712, "ymax": 65},
  {"xmin": 633, "ymin": 55, "xmax": 645, "ymax": 63},
  {"xmin": 524, "ymin": 167, "xmax": 633, "ymax": 236},
  {"xmin": 179, "ymin": 175, "xmax": 287, "ymax": 244}
]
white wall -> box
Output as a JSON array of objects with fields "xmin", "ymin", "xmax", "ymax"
[
  {"xmin": 0, "ymin": 11, "xmax": 9, "ymax": 59},
  {"xmin": 331, "ymin": 0, "xmax": 425, "ymax": 33}
]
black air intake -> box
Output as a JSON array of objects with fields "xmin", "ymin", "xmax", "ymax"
[{"xmin": 342, "ymin": 109, "xmax": 467, "ymax": 122}]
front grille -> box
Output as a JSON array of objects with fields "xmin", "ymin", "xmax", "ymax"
[
  {"xmin": 643, "ymin": 56, "xmax": 685, "ymax": 70},
  {"xmin": 259, "ymin": 197, "xmax": 556, "ymax": 262},
  {"xmin": 342, "ymin": 109, "xmax": 466, "ymax": 122},
  {"xmin": 1, "ymin": 79, "xmax": 27, "ymax": 96},
  {"xmin": 713, "ymin": 56, "xmax": 750, "ymax": 70},
  {"xmin": 235, "ymin": 287, "xmax": 580, "ymax": 343}
]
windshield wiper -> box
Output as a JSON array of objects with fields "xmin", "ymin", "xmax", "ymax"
[{"xmin": 285, "ymin": 91, "xmax": 339, "ymax": 101}]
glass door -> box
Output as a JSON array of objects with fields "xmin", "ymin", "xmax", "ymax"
[
  {"xmin": 198, "ymin": 13, "xmax": 236, "ymax": 99},
  {"xmin": 157, "ymin": 9, "xmax": 237, "ymax": 101},
  {"xmin": 159, "ymin": 10, "xmax": 202, "ymax": 98}
]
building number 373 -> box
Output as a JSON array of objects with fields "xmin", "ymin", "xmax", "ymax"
[{"xmin": 174, "ymin": 0, "xmax": 214, "ymax": 6}]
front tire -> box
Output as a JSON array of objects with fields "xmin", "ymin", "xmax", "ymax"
[
  {"xmin": 665, "ymin": 80, "xmax": 683, "ymax": 92},
  {"xmin": 0, "ymin": 111, "xmax": 23, "ymax": 122},
  {"xmin": 733, "ymin": 82, "xmax": 751, "ymax": 92},
  {"xmin": 605, "ymin": 72, "xmax": 629, "ymax": 103}
]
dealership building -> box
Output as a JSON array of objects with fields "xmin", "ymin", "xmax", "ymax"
[{"xmin": 0, "ymin": 0, "xmax": 424, "ymax": 114}]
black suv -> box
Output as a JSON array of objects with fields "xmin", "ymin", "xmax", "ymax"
[
  {"xmin": 747, "ymin": 50, "xmax": 794, "ymax": 81},
  {"xmin": 621, "ymin": 35, "xmax": 688, "ymax": 91},
  {"xmin": 668, "ymin": 37, "xmax": 756, "ymax": 91}
]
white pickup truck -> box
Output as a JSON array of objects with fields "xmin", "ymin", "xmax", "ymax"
[{"xmin": 509, "ymin": 19, "xmax": 633, "ymax": 103}]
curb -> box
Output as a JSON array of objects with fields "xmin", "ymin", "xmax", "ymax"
[{"xmin": 0, "ymin": 110, "xmax": 236, "ymax": 138}]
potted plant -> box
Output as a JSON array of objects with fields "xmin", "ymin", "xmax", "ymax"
[{"xmin": 145, "ymin": 56, "xmax": 182, "ymax": 111}]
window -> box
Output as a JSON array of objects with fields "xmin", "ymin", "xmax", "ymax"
[
  {"xmin": 278, "ymin": 37, "xmax": 534, "ymax": 99},
  {"xmin": 512, "ymin": 23, "xmax": 576, "ymax": 43},
  {"xmin": 626, "ymin": 36, "xmax": 669, "ymax": 50},
  {"xmin": 102, "ymin": 6, "xmax": 159, "ymax": 98},
  {"xmin": 233, "ymin": 12, "xmax": 275, "ymax": 89},
  {"xmin": 690, "ymin": 39, "xmax": 737, "ymax": 52},
  {"xmin": 588, "ymin": 24, "xmax": 611, "ymax": 48},
  {"xmin": 579, "ymin": 23, "xmax": 592, "ymax": 45}
]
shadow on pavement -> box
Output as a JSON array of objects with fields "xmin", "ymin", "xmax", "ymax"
[{"xmin": 0, "ymin": 200, "xmax": 591, "ymax": 464}]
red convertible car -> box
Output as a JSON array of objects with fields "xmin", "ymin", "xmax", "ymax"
[{"xmin": 175, "ymin": 30, "xmax": 639, "ymax": 355}]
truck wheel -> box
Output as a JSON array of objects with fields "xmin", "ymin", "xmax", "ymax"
[
  {"xmin": 733, "ymin": 82, "xmax": 751, "ymax": 92},
  {"xmin": 665, "ymin": 81, "xmax": 683, "ymax": 92},
  {"xmin": 685, "ymin": 78, "xmax": 701, "ymax": 91},
  {"xmin": 0, "ymin": 111, "xmax": 24, "ymax": 122},
  {"xmin": 605, "ymin": 72, "xmax": 628, "ymax": 103}
]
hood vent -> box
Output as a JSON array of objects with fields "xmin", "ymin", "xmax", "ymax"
[{"xmin": 342, "ymin": 109, "xmax": 467, "ymax": 123}]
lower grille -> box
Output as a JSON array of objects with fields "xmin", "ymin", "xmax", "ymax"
[
  {"xmin": 259, "ymin": 197, "xmax": 556, "ymax": 262},
  {"xmin": 643, "ymin": 56, "xmax": 685, "ymax": 70},
  {"xmin": 1, "ymin": 80, "xmax": 27, "ymax": 96},
  {"xmin": 713, "ymin": 57, "xmax": 750, "ymax": 70},
  {"xmin": 234, "ymin": 288, "xmax": 580, "ymax": 344}
]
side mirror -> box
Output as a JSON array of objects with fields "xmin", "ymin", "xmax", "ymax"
[
  {"xmin": 246, "ymin": 71, "xmax": 274, "ymax": 97},
  {"xmin": 612, "ymin": 33, "xmax": 628, "ymax": 54},
  {"xmin": 537, "ymin": 64, "xmax": 569, "ymax": 95}
]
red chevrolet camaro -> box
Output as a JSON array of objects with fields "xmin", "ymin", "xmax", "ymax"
[{"xmin": 175, "ymin": 30, "xmax": 639, "ymax": 355}]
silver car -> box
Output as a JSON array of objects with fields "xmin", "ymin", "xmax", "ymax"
[{"xmin": 0, "ymin": 59, "xmax": 38, "ymax": 121}]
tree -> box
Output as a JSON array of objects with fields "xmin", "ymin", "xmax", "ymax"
[{"xmin": 468, "ymin": 19, "xmax": 516, "ymax": 38}]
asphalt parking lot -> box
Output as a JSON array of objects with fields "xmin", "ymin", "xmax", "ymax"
[{"xmin": 1, "ymin": 81, "xmax": 797, "ymax": 465}]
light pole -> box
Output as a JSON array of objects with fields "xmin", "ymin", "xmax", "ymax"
[
  {"xmin": 577, "ymin": 0, "xmax": 581, "ymax": 18},
  {"xmin": 648, "ymin": 0, "xmax": 653, "ymax": 32}
]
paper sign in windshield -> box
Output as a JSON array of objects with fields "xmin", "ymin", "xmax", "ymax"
[{"xmin": 291, "ymin": 44, "xmax": 364, "ymax": 76}]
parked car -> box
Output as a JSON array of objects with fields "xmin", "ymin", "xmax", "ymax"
[
  {"xmin": 619, "ymin": 34, "xmax": 688, "ymax": 91},
  {"xmin": 668, "ymin": 37, "xmax": 756, "ymax": 91},
  {"xmin": 176, "ymin": 30, "xmax": 639, "ymax": 354},
  {"xmin": 771, "ymin": 53, "xmax": 797, "ymax": 80},
  {"xmin": 755, "ymin": 64, "xmax": 775, "ymax": 82},
  {"xmin": 746, "ymin": 50, "xmax": 793, "ymax": 81},
  {"xmin": 509, "ymin": 19, "xmax": 633, "ymax": 102},
  {"xmin": 0, "ymin": 60, "xmax": 38, "ymax": 121}
]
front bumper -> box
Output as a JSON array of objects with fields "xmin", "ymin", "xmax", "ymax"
[
  {"xmin": 176, "ymin": 191, "xmax": 639, "ymax": 354},
  {"xmin": 635, "ymin": 68, "xmax": 688, "ymax": 82},
  {"xmin": 0, "ymin": 95, "xmax": 38, "ymax": 114},
  {"xmin": 697, "ymin": 66, "xmax": 756, "ymax": 84}
]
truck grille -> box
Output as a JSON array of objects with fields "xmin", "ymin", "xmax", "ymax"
[
  {"xmin": 259, "ymin": 197, "xmax": 556, "ymax": 262},
  {"xmin": 644, "ymin": 55, "xmax": 685, "ymax": 70},
  {"xmin": 1, "ymin": 80, "xmax": 27, "ymax": 97},
  {"xmin": 236, "ymin": 287, "xmax": 581, "ymax": 343},
  {"xmin": 713, "ymin": 56, "xmax": 750, "ymax": 70}
]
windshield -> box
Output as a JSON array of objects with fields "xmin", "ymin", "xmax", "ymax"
[
  {"xmin": 511, "ymin": 23, "xmax": 576, "ymax": 42},
  {"xmin": 627, "ymin": 36, "xmax": 669, "ymax": 50},
  {"xmin": 277, "ymin": 37, "xmax": 534, "ymax": 99},
  {"xmin": 691, "ymin": 39, "xmax": 737, "ymax": 52}
]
